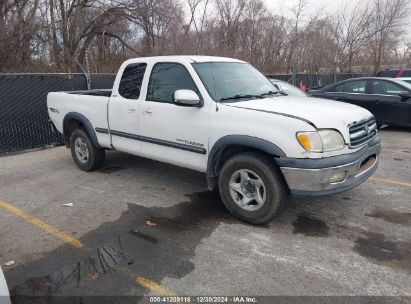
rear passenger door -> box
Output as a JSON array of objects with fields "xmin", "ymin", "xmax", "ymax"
[
  {"xmin": 369, "ymin": 79, "xmax": 410, "ymax": 126},
  {"xmin": 108, "ymin": 62, "xmax": 147, "ymax": 153}
]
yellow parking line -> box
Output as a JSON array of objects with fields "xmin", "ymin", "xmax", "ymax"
[
  {"xmin": 136, "ymin": 276, "xmax": 177, "ymax": 296},
  {"xmin": 0, "ymin": 199, "xmax": 178, "ymax": 295},
  {"xmin": 0, "ymin": 199, "xmax": 85, "ymax": 249},
  {"xmin": 369, "ymin": 177, "xmax": 411, "ymax": 188}
]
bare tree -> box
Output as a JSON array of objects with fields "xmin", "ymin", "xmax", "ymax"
[
  {"xmin": 0, "ymin": 0, "xmax": 410, "ymax": 73},
  {"xmin": 369, "ymin": 0, "xmax": 410, "ymax": 73},
  {"xmin": 333, "ymin": 1, "xmax": 375, "ymax": 72}
]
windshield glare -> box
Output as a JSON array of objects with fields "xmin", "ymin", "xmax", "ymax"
[{"xmin": 192, "ymin": 62, "xmax": 279, "ymax": 101}]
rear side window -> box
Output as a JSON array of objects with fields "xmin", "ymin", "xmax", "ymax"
[
  {"xmin": 118, "ymin": 63, "xmax": 147, "ymax": 99},
  {"xmin": 334, "ymin": 84, "xmax": 344, "ymax": 92},
  {"xmin": 147, "ymin": 63, "xmax": 200, "ymax": 103},
  {"xmin": 401, "ymin": 70, "xmax": 411, "ymax": 77},
  {"xmin": 343, "ymin": 80, "xmax": 367, "ymax": 93},
  {"xmin": 371, "ymin": 80, "xmax": 405, "ymax": 95}
]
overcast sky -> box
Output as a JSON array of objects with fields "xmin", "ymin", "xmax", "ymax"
[
  {"xmin": 262, "ymin": 0, "xmax": 363, "ymax": 19},
  {"xmin": 262, "ymin": 0, "xmax": 411, "ymax": 38}
]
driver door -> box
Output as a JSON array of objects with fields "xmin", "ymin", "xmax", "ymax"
[{"xmin": 139, "ymin": 62, "xmax": 210, "ymax": 172}]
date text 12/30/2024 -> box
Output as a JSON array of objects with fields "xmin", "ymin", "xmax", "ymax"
[{"xmin": 150, "ymin": 296, "xmax": 258, "ymax": 303}]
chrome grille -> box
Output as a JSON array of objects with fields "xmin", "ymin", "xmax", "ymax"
[{"xmin": 349, "ymin": 117, "xmax": 377, "ymax": 148}]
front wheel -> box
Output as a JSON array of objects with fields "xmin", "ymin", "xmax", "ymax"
[
  {"xmin": 70, "ymin": 129, "xmax": 105, "ymax": 171},
  {"xmin": 218, "ymin": 152, "xmax": 288, "ymax": 224}
]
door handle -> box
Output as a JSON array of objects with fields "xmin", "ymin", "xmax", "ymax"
[
  {"xmin": 128, "ymin": 108, "xmax": 136, "ymax": 113},
  {"xmin": 143, "ymin": 110, "xmax": 152, "ymax": 115}
]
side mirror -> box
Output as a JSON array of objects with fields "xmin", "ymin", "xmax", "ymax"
[
  {"xmin": 399, "ymin": 92, "xmax": 411, "ymax": 102},
  {"xmin": 174, "ymin": 90, "xmax": 202, "ymax": 107}
]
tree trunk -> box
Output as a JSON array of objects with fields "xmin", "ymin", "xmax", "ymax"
[{"xmin": 49, "ymin": 0, "xmax": 60, "ymax": 69}]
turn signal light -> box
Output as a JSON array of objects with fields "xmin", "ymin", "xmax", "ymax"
[{"xmin": 297, "ymin": 134, "xmax": 312, "ymax": 150}]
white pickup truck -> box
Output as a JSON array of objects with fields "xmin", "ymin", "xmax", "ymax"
[
  {"xmin": 48, "ymin": 56, "xmax": 380, "ymax": 224},
  {"xmin": 0, "ymin": 267, "xmax": 11, "ymax": 304}
]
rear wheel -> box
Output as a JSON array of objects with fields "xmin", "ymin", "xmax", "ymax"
[
  {"xmin": 70, "ymin": 129, "xmax": 105, "ymax": 171},
  {"xmin": 218, "ymin": 152, "xmax": 288, "ymax": 224}
]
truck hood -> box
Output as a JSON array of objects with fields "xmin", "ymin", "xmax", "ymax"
[{"xmin": 222, "ymin": 96, "xmax": 372, "ymax": 130}]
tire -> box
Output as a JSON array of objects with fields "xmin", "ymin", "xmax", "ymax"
[
  {"xmin": 218, "ymin": 152, "xmax": 288, "ymax": 224},
  {"xmin": 70, "ymin": 128, "xmax": 105, "ymax": 171}
]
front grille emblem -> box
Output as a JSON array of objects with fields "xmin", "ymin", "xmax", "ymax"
[{"xmin": 349, "ymin": 117, "xmax": 377, "ymax": 148}]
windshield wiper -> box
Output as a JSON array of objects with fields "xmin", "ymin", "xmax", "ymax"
[
  {"xmin": 259, "ymin": 90, "xmax": 288, "ymax": 97},
  {"xmin": 219, "ymin": 91, "xmax": 287, "ymax": 103},
  {"xmin": 219, "ymin": 94, "xmax": 263, "ymax": 102}
]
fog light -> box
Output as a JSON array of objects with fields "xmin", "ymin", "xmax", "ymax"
[{"xmin": 329, "ymin": 172, "xmax": 346, "ymax": 183}]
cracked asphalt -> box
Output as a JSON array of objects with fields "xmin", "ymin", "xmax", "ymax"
[{"xmin": 0, "ymin": 127, "xmax": 410, "ymax": 303}]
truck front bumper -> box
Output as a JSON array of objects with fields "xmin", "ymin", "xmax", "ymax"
[{"xmin": 276, "ymin": 137, "xmax": 381, "ymax": 197}]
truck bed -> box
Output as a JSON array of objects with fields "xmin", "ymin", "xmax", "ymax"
[{"xmin": 47, "ymin": 90, "xmax": 112, "ymax": 148}]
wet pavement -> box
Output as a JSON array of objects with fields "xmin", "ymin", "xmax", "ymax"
[{"xmin": 0, "ymin": 127, "xmax": 410, "ymax": 303}]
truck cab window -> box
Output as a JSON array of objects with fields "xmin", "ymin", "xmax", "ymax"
[
  {"xmin": 118, "ymin": 63, "xmax": 147, "ymax": 99},
  {"xmin": 147, "ymin": 63, "xmax": 199, "ymax": 103}
]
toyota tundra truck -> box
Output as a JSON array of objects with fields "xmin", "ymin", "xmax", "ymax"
[{"xmin": 47, "ymin": 56, "xmax": 381, "ymax": 224}]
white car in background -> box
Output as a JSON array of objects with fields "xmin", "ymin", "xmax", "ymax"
[
  {"xmin": 0, "ymin": 267, "xmax": 11, "ymax": 304},
  {"xmin": 269, "ymin": 79, "xmax": 307, "ymax": 97}
]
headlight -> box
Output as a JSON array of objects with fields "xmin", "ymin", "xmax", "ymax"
[
  {"xmin": 318, "ymin": 129, "xmax": 345, "ymax": 151},
  {"xmin": 297, "ymin": 129, "xmax": 345, "ymax": 152}
]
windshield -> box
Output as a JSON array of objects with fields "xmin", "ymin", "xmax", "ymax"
[
  {"xmin": 192, "ymin": 62, "xmax": 280, "ymax": 102},
  {"xmin": 394, "ymin": 79, "xmax": 411, "ymax": 90}
]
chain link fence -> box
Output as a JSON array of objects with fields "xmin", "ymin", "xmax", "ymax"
[
  {"xmin": 0, "ymin": 72, "xmax": 370, "ymax": 155},
  {"xmin": 0, "ymin": 73, "xmax": 115, "ymax": 154}
]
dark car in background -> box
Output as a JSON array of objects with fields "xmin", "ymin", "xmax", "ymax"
[
  {"xmin": 376, "ymin": 69, "xmax": 411, "ymax": 78},
  {"xmin": 311, "ymin": 77, "xmax": 411, "ymax": 127}
]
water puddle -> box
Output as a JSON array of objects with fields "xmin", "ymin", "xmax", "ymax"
[
  {"xmin": 129, "ymin": 230, "xmax": 159, "ymax": 244},
  {"xmin": 353, "ymin": 232, "xmax": 411, "ymax": 273},
  {"xmin": 292, "ymin": 214, "xmax": 330, "ymax": 237},
  {"xmin": 366, "ymin": 208, "xmax": 411, "ymax": 227},
  {"xmin": 7, "ymin": 191, "xmax": 231, "ymax": 300}
]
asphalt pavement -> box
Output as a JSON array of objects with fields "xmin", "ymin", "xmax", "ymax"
[{"xmin": 0, "ymin": 127, "xmax": 410, "ymax": 303}]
